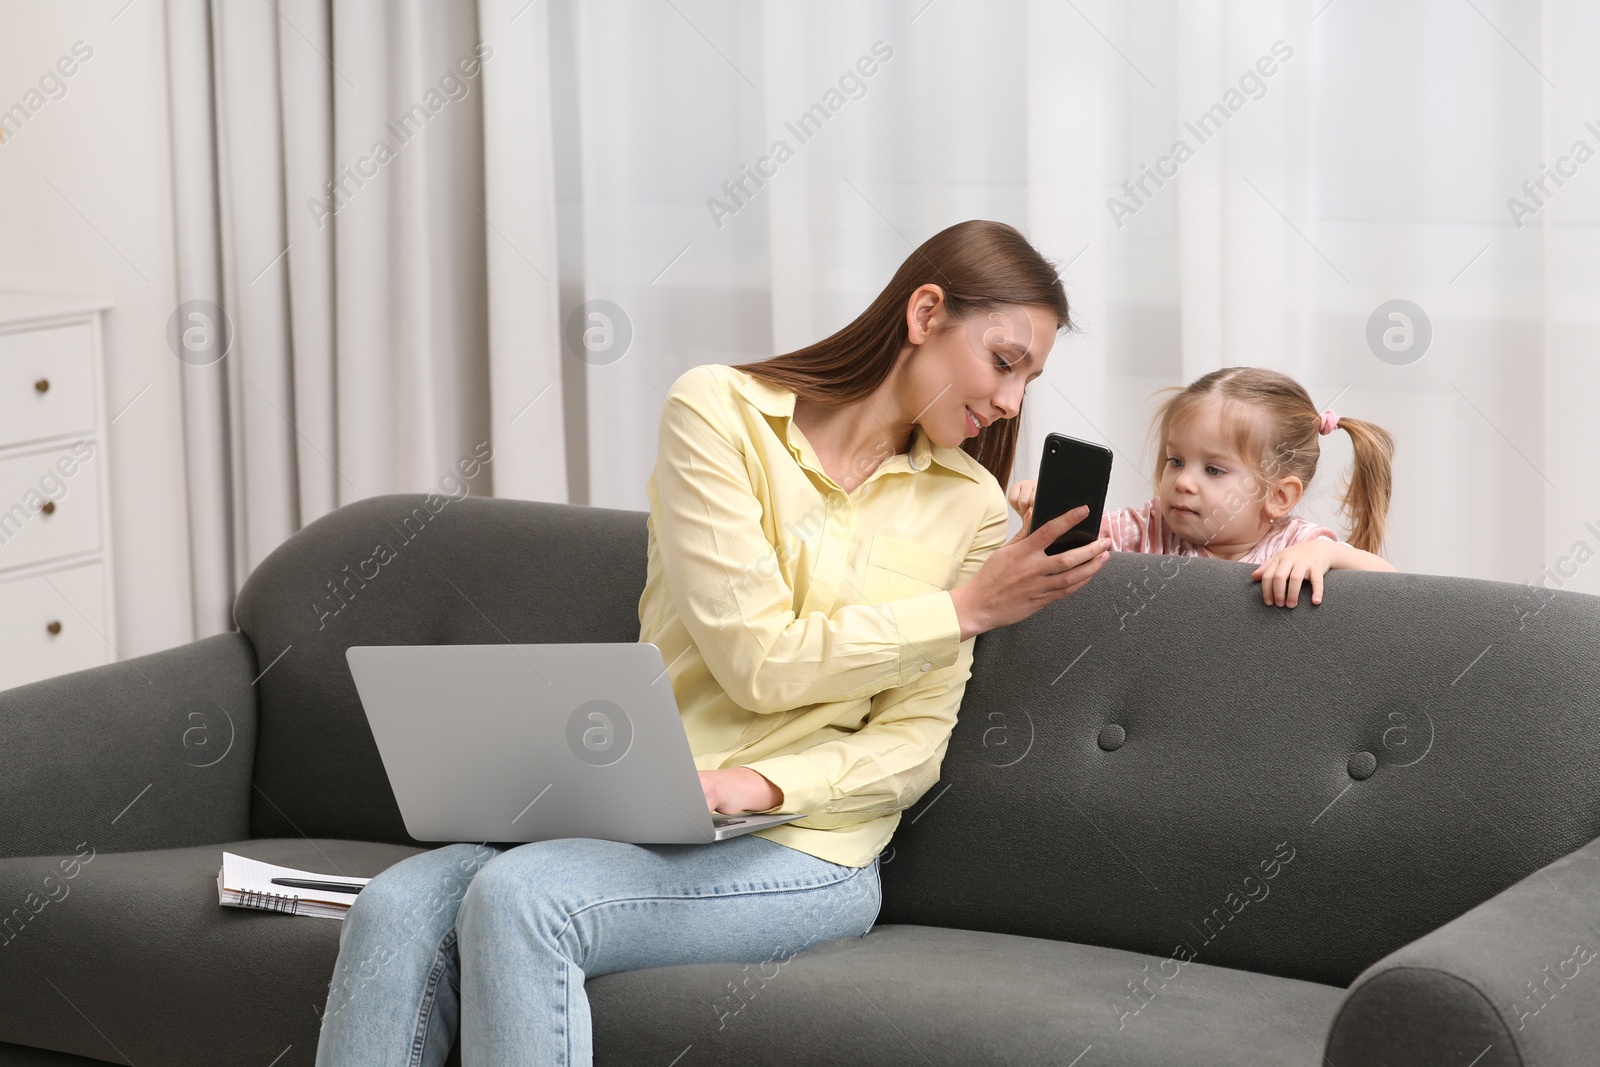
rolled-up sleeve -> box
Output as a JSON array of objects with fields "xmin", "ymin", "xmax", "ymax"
[
  {"xmin": 743, "ymin": 483, "xmax": 1010, "ymax": 820},
  {"xmin": 649, "ymin": 369, "xmax": 963, "ymax": 716}
]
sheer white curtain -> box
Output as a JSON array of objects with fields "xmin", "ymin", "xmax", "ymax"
[
  {"xmin": 545, "ymin": 0, "xmax": 1600, "ymax": 590},
  {"xmin": 552, "ymin": 0, "xmax": 1101, "ymax": 509},
  {"xmin": 166, "ymin": 0, "xmax": 1600, "ymax": 640}
]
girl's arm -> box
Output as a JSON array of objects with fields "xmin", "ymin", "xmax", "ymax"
[
  {"xmin": 1328, "ymin": 542, "xmax": 1397, "ymax": 573},
  {"xmin": 1008, "ymin": 477, "xmax": 1147, "ymax": 553},
  {"xmin": 1251, "ymin": 539, "xmax": 1396, "ymax": 608}
]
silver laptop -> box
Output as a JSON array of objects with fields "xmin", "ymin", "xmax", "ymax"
[{"xmin": 345, "ymin": 642, "xmax": 805, "ymax": 845}]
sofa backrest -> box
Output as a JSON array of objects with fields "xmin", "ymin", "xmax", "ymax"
[
  {"xmin": 235, "ymin": 495, "xmax": 648, "ymax": 846},
  {"xmin": 877, "ymin": 548, "xmax": 1600, "ymax": 987},
  {"xmin": 236, "ymin": 496, "xmax": 1600, "ymax": 987}
]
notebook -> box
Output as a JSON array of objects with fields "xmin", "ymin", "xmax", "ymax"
[{"xmin": 216, "ymin": 852, "xmax": 372, "ymax": 921}]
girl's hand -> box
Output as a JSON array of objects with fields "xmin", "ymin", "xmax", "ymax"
[
  {"xmin": 949, "ymin": 505, "xmax": 1111, "ymax": 640},
  {"xmin": 698, "ymin": 767, "xmax": 782, "ymax": 814},
  {"xmin": 1250, "ymin": 540, "xmax": 1338, "ymax": 608},
  {"xmin": 1007, "ymin": 478, "xmax": 1037, "ymax": 518}
]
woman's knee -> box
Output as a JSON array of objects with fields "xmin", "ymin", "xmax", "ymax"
[
  {"xmin": 456, "ymin": 839, "xmax": 618, "ymax": 947},
  {"xmin": 346, "ymin": 843, "xmax": 495, "ymax": 936}
]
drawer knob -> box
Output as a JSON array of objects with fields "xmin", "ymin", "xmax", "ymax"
[
  {"xmin": 34, "ymin": 378, "xmax": 49, "ymax": 394},
  {"xmin": 40, "ymin": 500, "xmax": 55, "ymax": 515},
  {"xmin": 46, "ymin": 621, "xmax": 62, "ymax": 635}
]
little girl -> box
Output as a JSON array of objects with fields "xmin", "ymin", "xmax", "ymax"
[{"xmin": 1010, "ymin": 367, "xmax": 1397, "ymax": 608}]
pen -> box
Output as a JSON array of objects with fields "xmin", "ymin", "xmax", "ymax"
[{"xmin": 271, "ymin": 877, "xmax": 366, "ymax": 895}]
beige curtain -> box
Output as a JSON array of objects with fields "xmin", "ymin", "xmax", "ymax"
[{"xmin": 164, "ymin": 0, "xmax": 566, "ymax": 637}]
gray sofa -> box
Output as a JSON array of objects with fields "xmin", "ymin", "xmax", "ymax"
[{"xmin": 3, "ymin": 494, "xmax": 1599, "ymax": 1066}]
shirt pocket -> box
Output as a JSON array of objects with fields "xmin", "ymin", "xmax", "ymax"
[{"xmin": 862, "ymin": 535, "xmax": 963, "ymax": 602}]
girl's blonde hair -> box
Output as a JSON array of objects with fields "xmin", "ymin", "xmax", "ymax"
[{"xmin": 1149, "ymin": 367, "xmax": 1395, "ymax": 554}]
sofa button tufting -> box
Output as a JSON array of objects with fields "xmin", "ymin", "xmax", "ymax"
[
  {"xmin": 1348, "ymin": 751, "xmax": 1378, "ymax": 780},
  {"xmin": 1097, "ymin": 724, "xmax": 1126, "ymax": 752}
]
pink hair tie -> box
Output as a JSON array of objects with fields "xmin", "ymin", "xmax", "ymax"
[{"xmin": 1318, "ymin": 409, "xmax": 1340, "ymax": 436}]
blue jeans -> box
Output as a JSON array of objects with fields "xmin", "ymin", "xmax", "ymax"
[{"xmin": 314, "ymin": 834, "xmax": 882, "ymax": 1066}]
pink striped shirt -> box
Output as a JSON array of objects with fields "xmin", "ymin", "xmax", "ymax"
[{"xmin": 1098, "ymin": 497, "xmax": 1338, "ymax": 565}]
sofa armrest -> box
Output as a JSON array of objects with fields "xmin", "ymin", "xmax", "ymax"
[
  {"xmin": 0, "ymin": 633, "xmax": 259, "ymax": 859},
  {"xmin": 1326, "ymin": 832, "xmax": 1600, "ymax": 1066}
]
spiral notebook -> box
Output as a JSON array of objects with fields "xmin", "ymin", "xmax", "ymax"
[{"xmin": 217, "ymin": 852, "xmax": 373, "ymax": 921}]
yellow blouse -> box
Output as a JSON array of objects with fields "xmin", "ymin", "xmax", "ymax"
[{"xmin": 638, "ymin": 363, "xmax": 1009, "ymax": 867}]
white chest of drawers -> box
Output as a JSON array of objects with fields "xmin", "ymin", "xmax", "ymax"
[{"xmin": 0, "ymin": 293, "xmax": 117, "ymax": 692}]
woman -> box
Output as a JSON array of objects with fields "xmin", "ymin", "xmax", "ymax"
[{"xmin": 314, "ymin": 219, "xmax": 1112, "ymax": 1065}]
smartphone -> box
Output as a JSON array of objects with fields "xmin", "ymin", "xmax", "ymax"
[{"xmin": 1030, "ymin": 433, "xmax": 1114, "ymax": 556}]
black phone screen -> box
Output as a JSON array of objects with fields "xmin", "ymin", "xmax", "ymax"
[{"xmin": 1031, "ymin": 433, "xmax": 1114, "ymax": 556}]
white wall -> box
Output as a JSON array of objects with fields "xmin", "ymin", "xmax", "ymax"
[{"xmin": 0, "ymin": 0, "xmax": 195, "ymax": 657}]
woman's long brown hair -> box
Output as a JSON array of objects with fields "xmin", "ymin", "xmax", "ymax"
[{"xmin": 731, "ymin": 220, "xmax": 1072, "ymax": 490}]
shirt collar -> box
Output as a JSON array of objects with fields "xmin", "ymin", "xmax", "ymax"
[{"xmin": 730, "ymin": 366, "xmax": 984, "ymax": 484}]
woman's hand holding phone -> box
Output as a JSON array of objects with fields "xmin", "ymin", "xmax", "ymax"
[{"xmin": 949, "ymin": 504, "xmax": 1110, "ymax": 642}]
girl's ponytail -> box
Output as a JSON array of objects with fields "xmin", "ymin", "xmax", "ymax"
[{"xmin": 1332, "ymin": 417, "xmax": 1395, "ymax": 555}]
